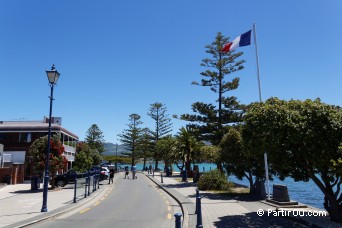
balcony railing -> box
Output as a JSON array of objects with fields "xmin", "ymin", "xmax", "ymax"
[{"xmin": 63, "ymin": 144, "xmax": 76, "ymax": 153}]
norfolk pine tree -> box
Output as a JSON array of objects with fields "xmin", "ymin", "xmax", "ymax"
[
  {"xmin": 136, "ymin": 127, "xmax": 154, "ymax": 170},
  {"xmin": 85, "ymin": 124, "xmax": 105, "ymax": 154},
  {"xmin": 148, "ymin": 102, "xmax": 172, "ymax": 170},
  {"xmin": 118, "ymin": 113, "xmax": 144, "ymax": 167},
  {"xmin": 180, "ymin": 32, "xmax": 246, "ymax": 170}
]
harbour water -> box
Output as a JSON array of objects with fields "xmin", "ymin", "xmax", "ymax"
[{"xmin": 136, "ymin": 162, "xmax": 325, "ymax": 210}]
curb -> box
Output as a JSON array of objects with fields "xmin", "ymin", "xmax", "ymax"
[{"xmin": 145, "ymin": 173, "xmax": 189, "ymax": 228}]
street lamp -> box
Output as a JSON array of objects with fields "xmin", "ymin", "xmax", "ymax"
[{"xmin": 41, "ymin": 64, "xmax": 60, "ymax": 212}]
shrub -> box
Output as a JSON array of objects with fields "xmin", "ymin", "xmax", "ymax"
[{"xmin": 197, "ymin": 169, "xmax": 233, "ymax": 191}]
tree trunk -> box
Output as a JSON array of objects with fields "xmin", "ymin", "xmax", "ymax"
[
  {"xmin": 246, "ymin": 172, "xmax": 254, "ymax": 194},
  {"xmin": 185, "ymin": 157, "xmax": 191, "ymax": 171},
  {"xmin": 143, "ymin": 158, "xmax": 146, "ymax": 170},
  {"xmin": 254, "ymin": 179, "xmax": 266, "ymax": 199},
  {"xmin": 131, "ymin": 155, "xmax": 135, "ymax": 167},
  {"xmin": 324, "ymin": 191, "xmax": 342, "ymax": 223},
  {"xmin": 175, "ymin": 162, "xmax": 184, "ymax": 172},
  {"xmin": 51, "ymin": 175, "xmax": 55, "ymax": 189},
  {"xmin": 216, "ymin": 162, "xmax": 223, "ymax": 172},
  {"xmin": 154, "ymin": 160, "xmax": 159, "ymax": 171},
  {"xmin": 308, "ymin": 172, "xmax": 342, "ymax": 223}
]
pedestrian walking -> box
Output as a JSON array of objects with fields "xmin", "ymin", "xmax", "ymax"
[
  {"xmin": 108, "ymin": 167, "xmax": 114, "ymax": 184},
  {"xmin": 124, "ymin": 166, "xmax": 129, "ymax": 179},
  {"xmin": 131, "ymin": 165, "xmax": 137, "ymax": 179},
  {"xmin": 148, "ymin": 164, "xmax": 152, "ymax": 174}
]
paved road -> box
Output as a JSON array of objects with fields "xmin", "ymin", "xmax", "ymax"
[{"xmin": 30, "ymin": 172, "xmax": 181, "ymax": 228}]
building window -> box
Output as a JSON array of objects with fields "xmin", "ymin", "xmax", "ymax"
[{"xmin": 19, "ymin": 133, "xmax": 32, "ymax": 143}]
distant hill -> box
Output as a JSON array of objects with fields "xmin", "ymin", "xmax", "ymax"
[{"xmin": 103, "ymin": 143, "xmax": 129, "ymax": 155}]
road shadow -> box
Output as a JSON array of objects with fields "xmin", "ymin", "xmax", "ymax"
[
  {"xmin": 212, "ymin": 211, "xmax": 308, "ymax": 228},
  {"xmin": 191, "ymin": 192, "xmax": 261, "ymax": 202},
  {"xmin": 10, "ymin": 189, "xmax": 43, "ymax": 194},
  {"xmin": 162, "ymin": 181, "xmax": 197, "ymax": 189}
]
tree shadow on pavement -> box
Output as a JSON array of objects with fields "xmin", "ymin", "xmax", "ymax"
[
  {"xmin": 213, "ymin": 211, "xmax": 308, "ymax": 228},
  {"xmin": 10, "ymin": 189, "xmax": 43, "ymax": 194},
  {"xmin": 190, "ymin": 192, "xmax": 262, "ymax": 202},
  {"xmin": 163, "ymin": 182, "xmax": 197, "ymax": 189}
]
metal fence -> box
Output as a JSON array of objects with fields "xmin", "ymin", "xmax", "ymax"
[{"xmin": 73, "ymin": 171, "xmax": 101, "ymax": 203}]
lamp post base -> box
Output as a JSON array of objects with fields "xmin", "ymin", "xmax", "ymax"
[{"xmin": 41, "ymin": 175, "xmax": 50, "ymax": 212}]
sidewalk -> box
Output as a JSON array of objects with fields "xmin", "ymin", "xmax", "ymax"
[
  {"xmin": 0, "ymin": 180, "xmax": 109, "ymax": 228},
  {"xmin": 1, "ymin": 173, "xmax": 341, "ymax": 228},
  {"xmin": 146, "ymin": 171, "xmax": 342, "ymax": 228}
]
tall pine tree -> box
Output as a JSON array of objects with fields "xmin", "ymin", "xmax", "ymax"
[
  {"xmin": 118, "ymin": 113, "xmax": 144, "ymax": 166},
  {"xmin": 136, "ymin": 127, "xmax": 154, "ymax": 170},
  {"xmin": 180, "ymin": 32, "xmax": 246, "ymax": 170},
  {"xmin": 148, "ymin": 102, "xmax": 172, "ymax": 170},
  {"xmin": 84, "ymin": 124, "xmax": 105, "ymax": 153}
]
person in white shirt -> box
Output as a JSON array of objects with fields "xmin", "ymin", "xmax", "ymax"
[{"xmin": 131, "ymin": 165, "xmax": 137, "ymax": 179}]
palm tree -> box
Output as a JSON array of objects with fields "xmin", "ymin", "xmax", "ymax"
[
  {"xmin": 176, "ymin": 126, "xmax": 203, "ymax": 172},
  {"xmin": 156, "ymin": 137, "xmax": 177, "ymax": 172}
]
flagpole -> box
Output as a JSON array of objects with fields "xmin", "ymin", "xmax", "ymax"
[
  {"xmin": 253, "ymin": 23, "xmax": 270, "ymax": 200},
  {"xmin": 253, "ymin": 23, "xmax": 262, "ymax": 103}
]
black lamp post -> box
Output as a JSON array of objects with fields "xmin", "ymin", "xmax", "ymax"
[{"xmin": 41, "ymin": 64, "xmax": 60, "ymax": 212}]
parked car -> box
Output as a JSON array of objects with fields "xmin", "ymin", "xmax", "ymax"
[
  {"xmin": 101, "ymin": 167, "xmax": 110, "ymax": 180},
  {"xmin": 88, "ymin": 165, "xmax": 101, "ymax": 172},
  {"xmin": 54, "ymin": 169, "xmax": 79, "ymax": 187},
  {"xmin": 88, "ymin": 165, "xmax": 108, "ymax": 181}
]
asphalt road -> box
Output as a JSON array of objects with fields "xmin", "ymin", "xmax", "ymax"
[{"xmin": 30, "ymin": 172, "xmax": 181, "ymax": 228}]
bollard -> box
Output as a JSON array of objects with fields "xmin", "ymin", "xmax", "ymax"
[
  {"xmin": 196, "ymin": 197, "xmax": 203, "ymax": 228},
  {"xmin": 161, "ymin": 174, "xmax": 163, "ymax": 183},
  {"xmin": 93, "ymin": 174, "xmax": 95, "ymax": 192},
  {"xmin": 87, "ymin": 175, "xmax": 91, "ymax": 196},
  {"xmin": 195, "ymin": 188, "xmax": 199, "ymax": 214},
  {"xmin": 84, "ymin": 177, "xmax": 88, "ymax": 198},
  {"xmin": 174, "ymin": 213, "xmax": 182, "ymax": 228},
  {"xmin": 94, "ymin": 174, "xmax": 97, "ymax": 192},
  {"xmin": 73, "ymin": 178, "xmax": 77, "ymax": 203}
]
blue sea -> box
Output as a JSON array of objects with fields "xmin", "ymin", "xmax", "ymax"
[{"xmin": 136, "ymin": 162, "xmax": 325, "ymax": 210}]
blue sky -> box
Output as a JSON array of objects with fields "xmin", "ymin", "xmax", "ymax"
[{"xmin": 1, "ymin": 1, "xmax": 341, "ymax": 144}]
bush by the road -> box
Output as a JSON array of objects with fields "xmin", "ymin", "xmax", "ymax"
[{"xmin": 197, "ymin": 170, "xmax": 233, "ymax": 191}]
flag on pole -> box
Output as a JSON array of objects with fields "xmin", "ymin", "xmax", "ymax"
[{"xmin": 221, "ymin": 30, "xmax": 252, "ymax": 53}]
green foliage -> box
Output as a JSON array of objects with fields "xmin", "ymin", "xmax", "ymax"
[
  {"xmin": 199, "ymin": 145, "xmax": 220, "ymax": 163},
  {"xmin": 102, "ymin": 155, "xmax": 131, "ymax": 165},
  {"xmin": 197, "ymin": 169, "xmax": 233, "ymax": 191},
  {"xmin": 180, "ymin": 32, "xmax": 246, "ymax": 146},
  {"xmin": 220, "ymin": 128, "xmax": 264, "ymax": 193},
  {"xmin": 156, "ymin": 136, "xmax": 177, "ymax": 167},
  {"xmin": 176, "ymin": 126, "xmax": 204, "ymax": 171},
  {"xmin": 85, "ymin": 124, "xmax": 105, "ymax": 154},
  {"xmin": 73, "ymin": 142, "xmax": 94, "ymax": 172},
  {"xmin": 136, "ymin": 128, "xmax": 154, "ymax": 168},
  {"xmin": 148, "ymin": 102, "xmax": 173, "ymax": 140},
  {"xmin": 28, "ymin": 135, "xmax": 68, "ymax": 188},
  {"xmin": 148, "ymin": 102, "xmax": 173, "ymax": 169},
  {"xmin": 118, "ymin": 113, "xmax": 144, "ymax": 166},
  {"xmin": 243, "ymin": 97, "xmax": 342, "ymax": 222}
]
